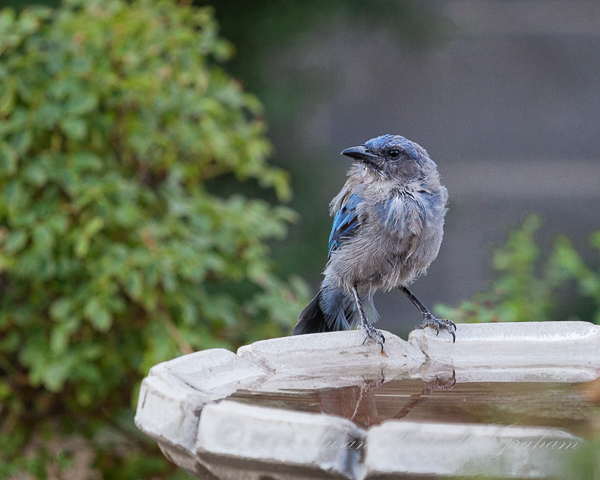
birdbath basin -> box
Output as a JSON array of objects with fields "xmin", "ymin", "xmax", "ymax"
[{"xmin": 135, "ymin": 321, "xmax": 600, "ymax": 479}]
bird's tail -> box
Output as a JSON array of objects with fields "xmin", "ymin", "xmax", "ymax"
[
  {"xmin": 293, "ymin": 290, "xmax": 332, "ymax": 335},
  {"xmin": 293, "ymin": 285, "xmax": 375, "ymax": 335}
]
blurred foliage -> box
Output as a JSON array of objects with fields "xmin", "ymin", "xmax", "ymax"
[
  {"xmin": 436, "ymin": 214, "xmax": 600, "ymax": 325},
  {"xmin": 0, "ymin": 0, "xmax": 309, "ymax": 478}
]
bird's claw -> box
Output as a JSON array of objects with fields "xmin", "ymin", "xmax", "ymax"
[
  {"xmin": 360, "ymin": 323, "xmax": 386, "ymax": 352},
  {"xmin": 416, "ymin": 314, "xmax": 456, "ymax": 342},
  {"xmin": 422, "ymin": 370, "xmax": 456, "ymax": 394}
]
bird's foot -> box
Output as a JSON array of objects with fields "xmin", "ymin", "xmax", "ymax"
[
  {"xmin": 416, "ymin": 314, "xmax": 456, "ymax": 342},
  {"xmin": 421, "ymin": 370, "xmax": 456, "ymax": 395},
  {"xmin": 360, "ymin": 322, "xmax": 386, "ymax": 353}
]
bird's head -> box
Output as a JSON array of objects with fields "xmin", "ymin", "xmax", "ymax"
[{"xmin": 341, "ymin": 134, "xmax": 436, "ymax": 182}]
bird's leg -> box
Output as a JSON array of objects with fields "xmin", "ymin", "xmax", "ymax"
[
  {"xmin": 352, "ymin": 285, "xmax": 385, "ymax": 351},
  {"xmin": 399, "ymin": 286, "xmax": 456, "ymax": 342}
]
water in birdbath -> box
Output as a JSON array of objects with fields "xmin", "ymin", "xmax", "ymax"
[
  {"xmin": 225, "ymin": 373, "xmax": 598, "ymax": 437},
  {"xmin": 217, "ymin": 369, "xmax": 597, "ymax": 478}
]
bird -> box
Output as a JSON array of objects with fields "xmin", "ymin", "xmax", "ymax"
[{"xmin": 292, "ymin": 134, "xmax": 456, "ymax": 350}]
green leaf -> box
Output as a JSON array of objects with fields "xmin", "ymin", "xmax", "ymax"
[
  {"xmin": 35, "ymin": 102, "xmax": 63, "ymax": 128},
  {"xmin": 43, "ymin": 360, "xmax": 71, "ymax": 392},
  {"xmin": 50, "ymin": 298, "xmax": 73, "ymax": 321},
  {"xmin": 0, "ymin": 78, "xmax": 15, "ymax": 115},
  {"xmin": 33, "ymin": 224, "xmax": 54, "ymax": 251},
  {"xmin": 3, "ymin": 230, "xmax": 27, "ymax": 254},
  {"xmin": 0, "ymin": 142, "xmax": 17, "ymax": 175},
  {"xmin": 67, "ymin": 92, "xmax": 97, "ymax": 116},
  {"xmin": 11, "ymin": 130, "xmax": 32, "ymax": 154},
  {"xmin": 24, "ymin": 164, "xmax": 47, "ymax": 186},
  {"xmin": 74, "ymin": 236, "xmax": 90, "ymax": 258},
  {"xmin": 125, "ymin": 271, "xmax": 143, "ymax": 300},
  {"xmin": 84, "ymin": 297, "xmax": 112, "ymax": 332},
  {"xmin": 90, "ymin": 308, "xmax": 112, "ymax": 331},
  {"xmin": 60, "ymin": 118, "xmax": 87, "ymax": 140},
  {"xmin": 71, "ymin": 152, "xmax": 103, "ymax": 171},
  {"xmin": 84, "ymin": 217, "xmax": 104, "ymax": 236},
  {"xmin": 50, "ymin": 324, "xmax": 70, "ymax": 354}
]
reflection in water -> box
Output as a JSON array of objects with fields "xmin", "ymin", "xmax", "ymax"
[
  {"xmin": 318, "ymin": 370, "xmax": 457, "ymax": 428},
  {"xmin": 227, "ymin": 370, "xmax": 596, "ymax": 436}
]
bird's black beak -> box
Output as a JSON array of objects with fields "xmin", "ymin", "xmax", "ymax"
[{"xmin": 341, "ymin": 146, "xmax": 380, "ymax": 168}]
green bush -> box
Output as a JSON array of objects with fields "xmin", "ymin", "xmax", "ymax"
[
  {"xmin": 0, "ymin": 0, "xmax": 308, "ymax": 477},
  {"xmin": 435, "ymin": 214, "xmax": 600, "ymax": 325}
]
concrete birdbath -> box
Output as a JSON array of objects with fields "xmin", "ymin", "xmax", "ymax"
[{"xmin": 135, "ymin": 321, "xmax": 600, "ymax": 479}]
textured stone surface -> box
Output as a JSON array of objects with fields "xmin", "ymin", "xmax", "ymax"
[
  {"xmin": 134, "ymin": 349, "xmax": 268, "ymax": 454},
  {"xmin": 151, "ymin": 348, "xmax": 269, "ymax": 393},
  {"xmin": 196, "ymin": 401, "xmax": 366, "ymax": 480},
  {"xmin": 243, "ymin": 368, "xmax": 392, "ymax": 393},
  {"xmin": 237, "ymin": 329, "xmax": 426, "ymax": 374},
  {"xmin": 365, "ymin": 421, "xmax": 581, "ymax": 478},
  {"xmin": 135, "ymin": 322, "xmax": 600, "ymax": 479},
  {"xmin": 135, "ymin": 373, "xmax": 208, "ymax": 453},
  {"xmin": 450, "ymin": 366, "xmax": 600, "ymax": 384},
  {"xmin": 411, "ymin": 321, "xmax": 600, "ymax": 368}
]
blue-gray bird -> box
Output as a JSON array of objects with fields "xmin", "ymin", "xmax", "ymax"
[{"xmin": 292, "ymin": 134, "xmax": 456, "ymax": 349}]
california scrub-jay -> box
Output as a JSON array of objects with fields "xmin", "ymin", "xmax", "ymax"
[{"xmin": 293, "ymin": 134, "xmax": 456, "ymax": 349}]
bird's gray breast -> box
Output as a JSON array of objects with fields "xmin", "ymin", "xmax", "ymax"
[
  {"xmin": 324, "ymin": 185, "xmax": 447, "ymax": 292},
  {"xmin": 367, "ymin": 188, "xmax": 447, "ymax": 287}
]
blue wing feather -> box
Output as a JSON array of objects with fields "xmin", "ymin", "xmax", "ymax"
[{"xmin": 328, "ymin": 193, "xmax": 362, "ymax": 257}]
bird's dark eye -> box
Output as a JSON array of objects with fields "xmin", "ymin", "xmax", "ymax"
[{"xmin": 388, "ymin": 149, "xmax": 401, "ymax": 158}]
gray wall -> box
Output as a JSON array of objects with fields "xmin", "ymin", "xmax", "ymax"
[{"xmin": 269, "ymin": 1, "xmax": 600, "ymax": 336}]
